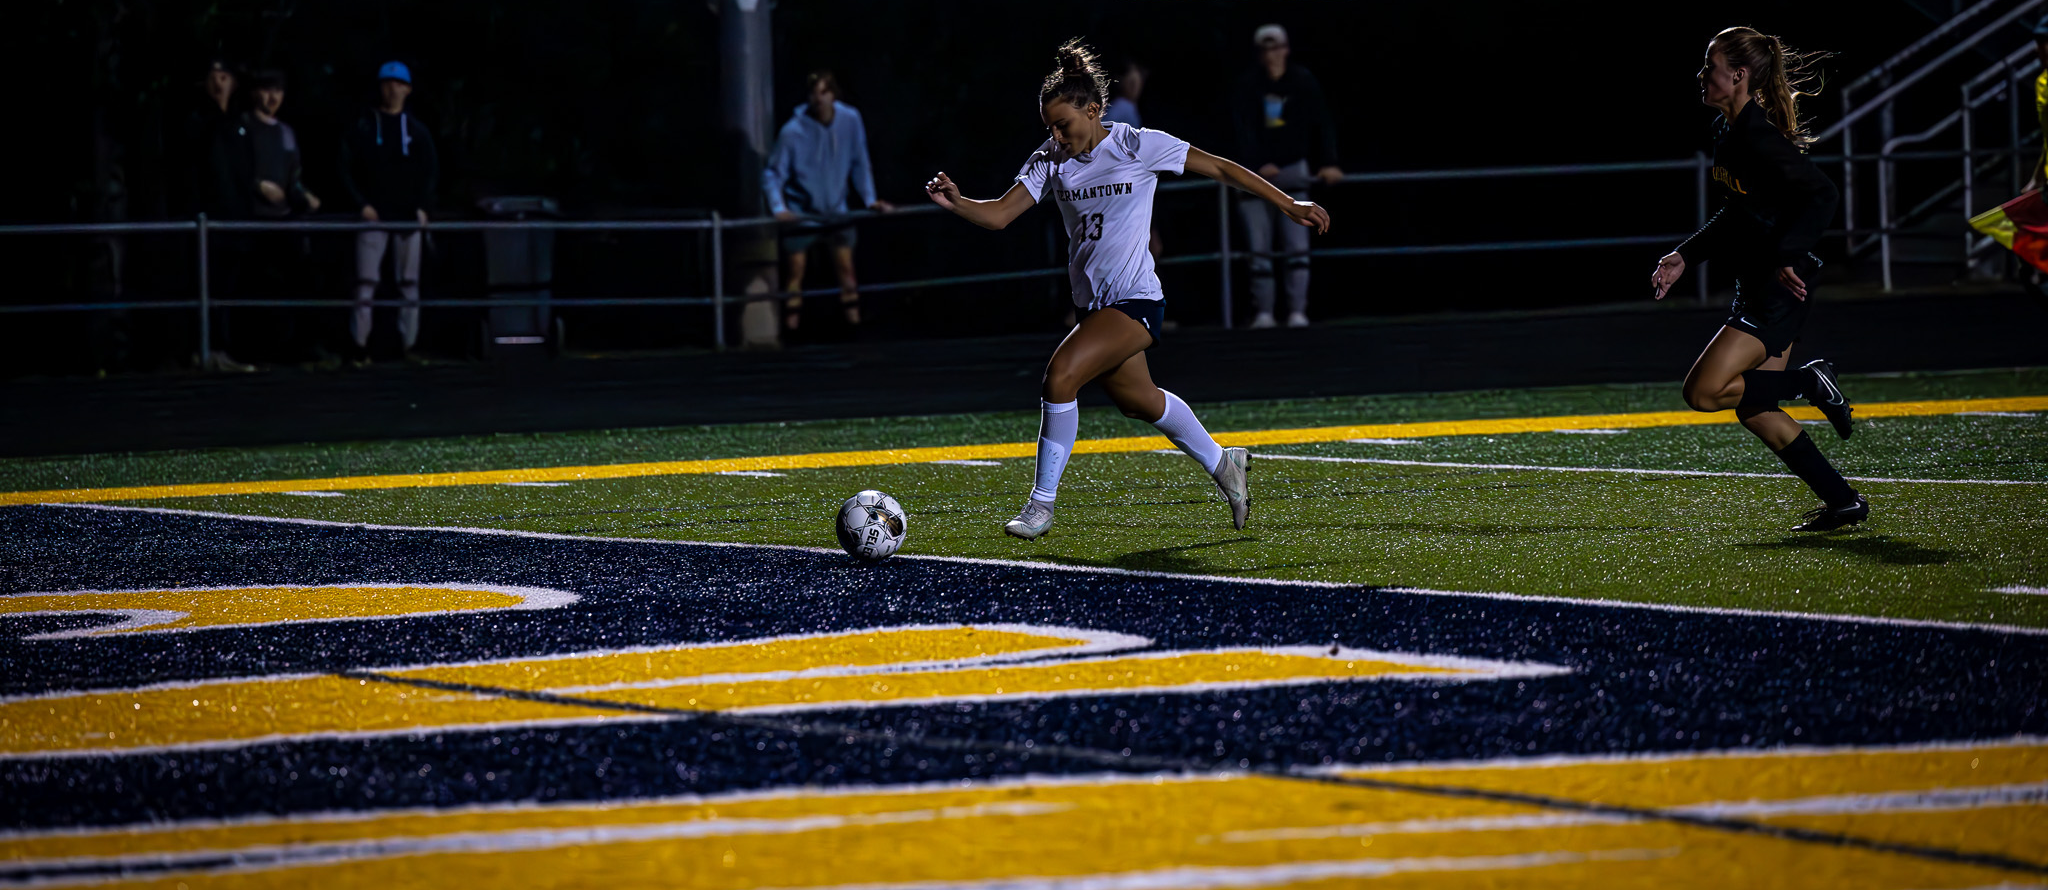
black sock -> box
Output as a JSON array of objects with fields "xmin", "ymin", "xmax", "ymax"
[
  {"xmin": 1738, "ymin": 369, "xmax": 1807, "ymax": 411},
  {"xmin": 1772, "ymin": 431, "xmax": 1858, "ymax": 507}
]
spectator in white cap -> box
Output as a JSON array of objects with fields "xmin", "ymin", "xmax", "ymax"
[
  {"xmin": 1232, "ymin": 24, "xmax": 1343, "ymax": 328},
  {"xmin": 338, "ymin": 61, "xmax": 439, "ymax": 363}
]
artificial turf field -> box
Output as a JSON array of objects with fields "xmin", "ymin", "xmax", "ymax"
[{"xmin": 1, "ymin": 366, "xmax": 2044, "ymax": 887}]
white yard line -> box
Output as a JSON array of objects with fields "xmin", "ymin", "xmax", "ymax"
[{"xmin": 1250, "ymin": 453, "xmax": 2048, "ymax": 485}]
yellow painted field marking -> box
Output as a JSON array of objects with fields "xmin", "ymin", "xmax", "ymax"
[
  {"xmin": 4, "ymin": 395, "xmax": 2042, "ymax": 507},
  {"xmin": 0, "ymin": 626, "xmax": 1519, "ymax": 756},
  {"xmin": 0, "ymin": 585, "xmax": 553, "ymax": 638},
  {"xmin": 1, "ymin": 742, "xmax": 2038, "ymax": 889}
]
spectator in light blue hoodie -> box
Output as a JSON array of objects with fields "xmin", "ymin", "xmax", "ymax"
[{"xmin": 762, "ymin": 70, "xmax": 894, "ymax": 335}]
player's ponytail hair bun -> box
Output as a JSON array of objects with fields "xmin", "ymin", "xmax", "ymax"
[
  {"xmin": 1712, "ymin": 26, "xmax": 1832, "ymax": 147},
  {"xmin": 1041, "ymin": 38, "xmax": 1109, "ymax": 111}
]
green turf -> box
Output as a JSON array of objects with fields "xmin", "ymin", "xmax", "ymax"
[
  {"xmin": 5, "ymin": 368, "xmax": 2044, "ymax": 628},
  {"xmin": 4, "ymin": 367, "xmax": 2043, "ymax": 492}
]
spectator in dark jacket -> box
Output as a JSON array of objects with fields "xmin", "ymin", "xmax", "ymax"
[
  {"xmin": 175, "ymin": 59, "xmax": 256, "ymax": 372},
  {"xmin": 214, "ymin": 69, "xmax": 320, "ymax": 220},
  {"xmin": 207, "ymin": 69, "xmax": 322, "ymax": 370},
  {"xmin": 172, "ymin": 59, "xmax": 237, "ymax": 219},
  {"xmin": 1231, "ymin": 24, "xmax": 1343, "ymax": 328},
  {"xmin": 338, "ymin": 61, "xmax": 438, "ymax": 360}
]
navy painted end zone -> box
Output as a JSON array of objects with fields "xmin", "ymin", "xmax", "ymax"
[{"xmin": 1, "ymin": 504, "xmax": 2042, "ymax": 831}]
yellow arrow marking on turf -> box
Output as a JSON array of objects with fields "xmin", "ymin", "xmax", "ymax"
[
  {"xmin": 0, "ymin": 625, "xmax": 1516, "ymax": 756},
  {"xmin": 3, "ymin": 395, "xmax": 2042, "ymax": 506}
]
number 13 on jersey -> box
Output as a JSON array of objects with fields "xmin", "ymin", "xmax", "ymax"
[{"xmin": 1073, "ymin": 213, "xmax": 1104, "ymax": 242}]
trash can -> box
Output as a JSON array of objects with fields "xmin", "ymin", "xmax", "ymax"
[{"xmin": 476, "ymin": 196, "xmax": 562, "ymax": 357}]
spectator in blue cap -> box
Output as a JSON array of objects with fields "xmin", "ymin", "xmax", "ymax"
[{"xmin": 338, "ymin": 60, "xmax": 439, "ymax": 362}]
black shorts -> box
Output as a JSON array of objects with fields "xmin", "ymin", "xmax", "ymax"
[
  {"xmin": 1723, "ymin": 254, "xmax": 1820, "ymax": 357},
  {"xmin": 780, "ymin": 222, "xmax": 857, "ymax": 256},
  {"xmin": 1081, "ymin": 299, "xmax": 1165, "ymax": 347}
]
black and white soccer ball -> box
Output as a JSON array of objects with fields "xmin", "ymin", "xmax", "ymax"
[{"xmin": 835, "ymin": 490, "xmax": 907, "ymax": 562}]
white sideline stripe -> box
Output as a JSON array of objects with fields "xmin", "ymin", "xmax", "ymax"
[
  {"xmin": 1995, "ymin": 586, "xmax": 2048, "ymax": 596},
  {"xmin": 929, "ymin": 459, "xmax": 1005, "ymax": 466},
  {"xmin": 1344, "ymin": 438, "xmax": 1422, "ymax": 445},
  {"xmin": 1957, "ymin": 411, "xmax": 2039, "ymax": 417},
  {"xmin": 1385, "ymin": 587, "xmax": 2048, "ymax": 637},
  {"xmin": 1251, "ymin": 452, "xmax": 2048, "ymax": 485},
  {"xmin": 500, "ymin": 481, "xmax": 571, "ymax": 487},
  {"xmin": 752, "ymin": 849, "xmax": 1672, "ymax": 890},
  {"xmin": 716, "ymin": 470, "xmax": 787, "ymax": 477},
  {"xmin": 1315, "ymin": 734, "xmax": 2048, "ymax": 777},
  {"xmin": 1549, "ymin": 428, "xmax": 1628, "ymax": 435},
  {"xmin": 1218, "ymin": 781, "xmax": 2048, "ymax": 843},
  {"xmin": 0, "ymin": 803, "xmax": 1068, "ymax": 880},
  {"xmin": 280, "ymin": 491, "xmax": 344, "ymax": 498},
  {"xmin": 30, "ymin": 502, "xmax": 2048, "ymax": 637}
]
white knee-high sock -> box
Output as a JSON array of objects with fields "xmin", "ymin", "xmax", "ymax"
[
  {"xmin": 1153, "ymin": 389, "xmax": 1225, "ymax": 474},
  {"xmin": 1030, "ymin": 399, "xmax": 1080, "ymax": 503}
]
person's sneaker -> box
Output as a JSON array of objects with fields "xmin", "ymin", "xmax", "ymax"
[
  {"xmin": 1793, "ymin": 495, "xmax": 1869, "ymax": 532},
  {"xmin": 1003, "ymin": 499, "xmax": 1056, "ymax": 540},
  {"xmin": 206, "ymin": 350, "xmax": 255, "ymax": 373},
  {"xmin": 1286, "ymin": 311, "xmax": 1310, "ymax": 328},
  {"xmin": 1800, "ymin": 359, "xmax": 1853, "ymax": 440},
  {"xmin": 1248, "ymin": 312, "xmax": 1277, "ymax": 329},
  {"xmin": 1211, "ymin": 446, "xmax": 1250, "ymax": 530}
]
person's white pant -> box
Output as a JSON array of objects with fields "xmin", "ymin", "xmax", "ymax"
[
  {"xmin": 353, "ymin": 230, "xmax": 422, "ymax": 349},
  {"xmin": 1237, "ymin": 159, "xmax": 1313, "ymax": 318}
]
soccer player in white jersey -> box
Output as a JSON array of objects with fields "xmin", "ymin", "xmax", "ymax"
[{"xmin": 926, "ymin": 40, "xmax": 1331, "ymax": 539}]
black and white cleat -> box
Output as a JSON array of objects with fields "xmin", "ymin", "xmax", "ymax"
[
  {"xmin": 1793, "ymin": 495, "xmax": 1870, "ymax": 532},
  {"xmin": 1801, "ymin": 359, "xmax": 1854, "ymax": 440}
]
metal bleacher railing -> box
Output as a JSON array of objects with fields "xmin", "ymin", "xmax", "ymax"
[{"xmin": 0, "ymin": 156, "xmax": 1716, "ymax": 366}]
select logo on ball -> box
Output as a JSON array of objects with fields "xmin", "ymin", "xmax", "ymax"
[{"xmin": 836, "ymin": 490, "xmax": 908, "ymax": 561}]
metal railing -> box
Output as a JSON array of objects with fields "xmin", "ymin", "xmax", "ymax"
[
  {"xmin": 1812, "ymin": 0, "xmax": 2048, "ymax": 288},
  {"xmin": 0, "ymin": 155, "xmax": 1720, "ymax": 364}
]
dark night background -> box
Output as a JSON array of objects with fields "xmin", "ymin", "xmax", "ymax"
[{"xmin": 1, "ymin": 2, "xmax": 1973, "ymax": 374}]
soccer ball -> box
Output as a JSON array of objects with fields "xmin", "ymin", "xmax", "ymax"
[{"xmin": 836, "ymin": 490, "xmax": 908, "ymax": 562}]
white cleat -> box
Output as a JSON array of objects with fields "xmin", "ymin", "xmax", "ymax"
[
  {"xmin": 1212, "ymin": 447, "xmax": 1250, "ymax": 530},
  {"xmin": 1286, "ymin": 311, "xmax": 1310, "ymax": 328},
  {"xmin": 1003, "ymin": 499, "xmax": 1056, "ymax": 540},
  {"xmin": 1248, "ymin": 312, "xmax": 1277, "ymax": 330}
]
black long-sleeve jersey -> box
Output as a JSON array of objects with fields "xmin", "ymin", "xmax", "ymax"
[{"xmin": 1675, "ymin": 101, "xmax": 1838, "ymax": 271}]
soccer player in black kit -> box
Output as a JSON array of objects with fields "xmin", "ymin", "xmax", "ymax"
[{"xmin": 1651, "ymin": 27, "xmax": 1865, "ymax": 532}]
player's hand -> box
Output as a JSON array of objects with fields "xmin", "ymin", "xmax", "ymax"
[
  {"xmin": 258, "ymin": 180, "xmax": 285, "ymax": 204},
  {"xmin": 1777, "ymin": 265, "xmax": 1807, "ymax": 300},
  {"xmin": 1257, "ymin": 163, "xmax": 1282, "ymax": 180},
  {"xmin": 361, "ymin": 206, "xmax": 380, "ymax": 222},
  {"xmin": 1283, "ymin": 200, "xmax": 1330, "ymax": 234},
  {"xmin": 1650, "ymin": 252, "xmax": 1686, "ymax": 300},
  {"xmin": 1316, "ymin": 165, "xmax": 1344, "ymax": 185},
  {"xmin": 869, "ymin": 200, "xmax": 896, "ymax": 214},
  {"xmin": 304, "ymin": 191, "xmax": 321, "ymax": 213},
  {"xmin": 416, "ymin": 209, "xmax": 429, "ymax": 227},
  {"xmin": 925, "ymin": 172, "xmax": 961, "ymax": 211},
  {"xmin": 773, "ymin": 210, "xmax": 799, "ymax": 222}
]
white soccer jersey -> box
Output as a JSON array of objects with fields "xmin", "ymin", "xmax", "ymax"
[{"xmin": 1015, "ymin": 122, "xmax": 1190, "ymax": 309}]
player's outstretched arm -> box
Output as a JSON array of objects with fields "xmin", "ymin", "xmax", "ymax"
[
  {"xmin": 1184, "ymin": 147, "xmax": 1331, "ymax": 234},
  {"xmin": 925, "ymin": 172, "xmax": 1036, "ymax": 230}
]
